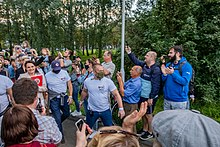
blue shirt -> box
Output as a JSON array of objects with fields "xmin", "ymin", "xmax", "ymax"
[{"xmin": 123, "ymin": 77, "xmax": 142, "ymax": 104}]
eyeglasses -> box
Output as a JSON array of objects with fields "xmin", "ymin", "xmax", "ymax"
[{"xmin": 99, "ymin": 130, "xmax": 139, "ymax": 138}]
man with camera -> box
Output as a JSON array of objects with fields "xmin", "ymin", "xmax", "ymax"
[
  {"xmin": 56, "ymin": 49, "xmax": 73, "ymax": 73},
  {"xmin": 125, "ymin": 46, "xmax": 161, "ymax": 140},
  {"xmin": 161, "ymin": 45, "xmax": 192, "ymax": 110}
]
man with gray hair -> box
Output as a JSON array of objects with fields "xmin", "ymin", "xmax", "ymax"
[
  {"xmin": 117, "ymin": 65, "xmax": 142, "ymax": 132},
  {"xmin": 125, "ymin": 47, "xmax": 161, "ymax": 140}
]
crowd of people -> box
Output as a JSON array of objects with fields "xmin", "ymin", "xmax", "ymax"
[{"xmin": 0, "ymin": 41, "xmax": 219, "ymax": 147}]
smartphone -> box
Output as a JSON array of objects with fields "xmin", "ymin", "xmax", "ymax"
[{"xmin": 75, "ymin": 119, "xmax": 84, "ymax": 131}]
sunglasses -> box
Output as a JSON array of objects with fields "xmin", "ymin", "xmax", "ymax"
[{"xmin": 99, "ymin": 129, "xmax": 139, "ymax": 138}]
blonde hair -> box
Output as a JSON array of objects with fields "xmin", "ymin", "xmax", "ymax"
[{"xmin": 88, "ymin": 126, "xmax": 140, "ymax": 147}]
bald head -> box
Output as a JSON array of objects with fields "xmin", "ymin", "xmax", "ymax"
[{"xmin": 130, "ymin": 66, "xmax": 142, "ymax": 78}]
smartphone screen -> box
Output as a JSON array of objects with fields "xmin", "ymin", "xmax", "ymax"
[{"xmin": 75, "ymin": 119, "xmax": 84, "ymax": 131}]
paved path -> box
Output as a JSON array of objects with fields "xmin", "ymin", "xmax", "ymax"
[{"xmin": 59, "ymin": 115, "xmax": 153, "ymax": 147}]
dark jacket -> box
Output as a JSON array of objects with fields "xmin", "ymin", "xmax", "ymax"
[{"xmin": 128, "ymin": 52, "xmax": 161, "ymax": 99}]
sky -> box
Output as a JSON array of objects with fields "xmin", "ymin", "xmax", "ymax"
[{"xmin": 131, "ymin": 0, "xmax": 138, "ymax": 10}]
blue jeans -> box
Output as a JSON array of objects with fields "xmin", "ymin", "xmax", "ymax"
[
  {"xmin": 72, "ymin": 84, "xmax": 80, "ymax": 112},
  {"xmin": 164, "ymin": 99, "xmax": 187, "ymax": 110},
  {"xmin": 86, "ymin": 109, "xmax": 112, "ymax": 129},
  {"xmin": 50, "ymin": 95, "xmax": 70, "ymax": 136}
]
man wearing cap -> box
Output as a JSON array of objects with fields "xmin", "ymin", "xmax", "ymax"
[
  {"xmin": 161, "ymin": 45, "xmax": 192, "ymax": 110},
  {"xmin": 45, "ymin": 60, "xmax": 73, "ymax": 143}
]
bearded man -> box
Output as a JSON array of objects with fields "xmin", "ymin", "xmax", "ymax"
[
  {"xmin": 80, "ymin": 64, "xmax": 125, "ymax": 129},
  {"xmin": 161, "ymin": 45, "xmax": 192, "ymax": 110}
]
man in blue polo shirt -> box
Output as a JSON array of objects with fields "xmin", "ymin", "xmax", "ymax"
[{"xmin": 117, "ymin": 65, "xmax": 142, "ymax": 132}]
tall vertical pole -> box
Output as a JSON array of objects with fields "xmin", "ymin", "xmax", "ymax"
[{"xmin": 121, "ymin": 0, "xmax": 125, "ymax": 82}]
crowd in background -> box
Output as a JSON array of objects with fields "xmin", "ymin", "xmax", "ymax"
[{"xmin": 0, "ymin": 41, "xmax": 220, "ymax": 147}]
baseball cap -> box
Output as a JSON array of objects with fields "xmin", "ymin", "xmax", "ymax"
[
  {"xmin": 152, "ymin": 110, "xmax": 220, "ymax": 147},
  {"xmin": 51, "ymin": 60, "xmax": 61, "ymax": 71}
]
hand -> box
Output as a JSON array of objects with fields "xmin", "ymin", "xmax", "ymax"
[
  {"xmin": 76, "ymin": 123, "xmax": 87, "ymax": 147},
  {"xmin": 81, "ymin": 68, "xmax": 86, "ymax": 75},
  {"xmin": 40, "ymin": 106, "xmax": 47, "ymax": 116},
  {"xmin": 118, "ymin": 110, "xmax": 125, "ymax": 119},
  {"xmin": 190, "ymin": 97, "xmax": 195, "ymax": 103},
  {"xmin": 165, "ymin": 67, "xmax": 174, "ymax": 74},
  {"xmin": 125, "ymin": 46, "xmax": 131, "ymax": 54},
  {"xmin": 147, "ymin": 99, "xmax": 153, "ymax": 106},
  {"xmin": 116, "ymin": 72, "xmax": 122, "ymax": 82},
  {"xmin": 58, "ymin": 52, "xmax": 63, "ymax": 58},
  {"xmin": 95, "ymin": 58, "xmax": 100, "ymax": 64},
  {"xmin": 122, "ymin": 102, "xmax": 148, "ymax": 132},
  {"xmin": 67, "ymin": 97, "xmax": 73, "ymax": 105},
  {"xmin": 161, "ymin": 64, "xmax": 167, "ymax": 75},
  {"xmin": 79, "ymin": 101, "xmax": 84, "ymax": 109}
]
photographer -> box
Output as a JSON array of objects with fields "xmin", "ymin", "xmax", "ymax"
[{"xmin": 161, "ymin": 45, "xmax": 192, "ymax": 110}]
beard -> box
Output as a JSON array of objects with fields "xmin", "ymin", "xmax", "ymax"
[{"xmin": 169, "ymin": 54, "xmax": 176, "ymax": 63}]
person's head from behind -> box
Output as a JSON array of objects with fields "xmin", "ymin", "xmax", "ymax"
[
  {"xmin": 1, "ymin": 105, "xmax": 39, "ymax": 146},
  {"xmin": 12, "ymin": 78, "xmax": 38, "ymax": 107},
  {"xmin": 145, "ymin": 51, "xmax": 157, "ymax": 65},
  {"xmin": 168, "ymin": 45, "xmax": 183, "ymax": 62},
  {"xmin": 130, "ymin": 66, "xmax": 142, "ymax": 78},
  {"xmin": 88, "ymin": 126, "xmax": 140, "ymax": 147},
  {"xmin": 152, "ymin": 110, "xmax": 220, "ymax": 147}
]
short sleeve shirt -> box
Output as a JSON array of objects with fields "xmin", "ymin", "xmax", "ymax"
[
  {"xmin": 0, "ymin": 75, "xmax": 13, "ymax": 113},
  {"xmin": 84, "ymin": 77, "xmax": 116, "ymax": 112},
  {"xmin": 101, "ymin": 61, "xmax": 115, "ymax": 79},
  {"xmin": 45, "ymin": 70, "xmax": 70, "ymax": 93}
]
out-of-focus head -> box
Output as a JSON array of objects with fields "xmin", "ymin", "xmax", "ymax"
[
  {"xmin": 88, "ymin": 126, "xmax": 140, "ymax": 147},
  {"xmin": 12, "ymin": 78, "xmax": 38, "ymax": 105},
  {"xmin": 152, "ymin": 110, "xmax": 220, "ymax": 147},
  {"xmin": 1, "ymin": 105, "xmax": 39, "ymax": 146},
  {"xmin": 22, "ymin": 40, "xmax": 30, "ymax": 48},
  {"xmin": 64, "ymin": 49, "xmax": 73, "ymax": 58},
  {"xmin": 103, "ymin": 50, "xmax": 112, "ymax": 62}
]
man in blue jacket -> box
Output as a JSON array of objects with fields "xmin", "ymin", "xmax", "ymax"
[
  {"xmin": 125, "ymin": 46, "xmax": 161, "ymax": 140},
  {"xmin": 161, "ymin": 45, "xmax": 192, "ymax": 110}
]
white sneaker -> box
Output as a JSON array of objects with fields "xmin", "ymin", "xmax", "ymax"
[{"xmin": 71, "ymin": 110, "xmax": 82, "ymax": 116}]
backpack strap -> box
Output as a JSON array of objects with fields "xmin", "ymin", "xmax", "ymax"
[{"xmin": 178, "ymin": 61, "xmax": 187, "ymax": 75}]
